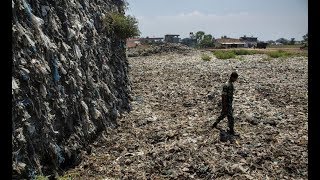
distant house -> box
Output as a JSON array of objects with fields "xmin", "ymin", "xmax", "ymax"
[
  {"xmin": 240, "ymin": 36, "xmax": 258, "ymax": 48},
  {"xmin": 126, "ymin": 38, "xmax": 141, "ymax": 48},
  {"xmin": 214, "ymin": 37, "xmax": 245, "ymax": 48},
  {"xmin": 164, "ymin": 34, "xmax": 180, "ymax": 43}
]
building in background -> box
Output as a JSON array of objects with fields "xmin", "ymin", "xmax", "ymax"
[
  {"xmin": 164, "ymin": 34, "xmax": 180, "ymax": 43},
  {"xmin": 214, "ymin": 37, "xmax": 245, "ymax": 48},
  {"xmin": 240, "ymin": 35, "xmax": 258, "ymax": 48}
]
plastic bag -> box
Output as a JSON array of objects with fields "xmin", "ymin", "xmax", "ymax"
[
  {"xmin": 68, "ymin": 28, "xmax": 76, "ymax": 40},
  {"xmin": 62, "ymin": 42, "xmax": 71, "ymax": 52},
  {"xmin": 39, "ymin": 84, "xmax": 47, "ymax": 97},
  {"xmin": 39, "ymin": 31, "xmax": 57, "ymax": 49},
  {"xmin": 41, "ymin": 6, "xmax": 50, "ymax": 17},
  {"xmin": 52, "ymin": 58, "xmax": 61, "ymax": 82},
  {"xmin": 12, "ymin": 78, "xmax": 19, "ymax": 90},
  {"xmin": 24, "ymin": 34, "xmax": 36, "ymax": 52},
  {"xmin": 74, "ymin": 44, "xmax": 82, "ymax": 59}
]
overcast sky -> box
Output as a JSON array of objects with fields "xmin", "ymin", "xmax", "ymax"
[{"xmin": 125, "ymin": 0, "xmax": 308, "ymax": 41}]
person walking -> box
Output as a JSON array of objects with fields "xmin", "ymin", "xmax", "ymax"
[{"xmin": 212, "ymin": 71, "xmax": 239, "ymax": 136}]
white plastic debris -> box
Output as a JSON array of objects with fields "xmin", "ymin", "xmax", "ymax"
[
  {"xmin": 68, "ymin": 28, "xmax": 76, "ymax": 40},
  {"xmin": 60, "ymin": 54, "xmax": 67, "ymax": 63},
  {"xmin": 81, "ymin": 101, "xmax": 89, "ymax": 114},
  {"xmin": 39, "ymin": 31, "xmax": 57, "ymax": 49},
  {"xmin": 76, "ymin": 68, "xmax": 82, "ymax": 78},
  {"xmin": 73, "ymin": 19, "xmax": 83, "ymax": 31},
  {"xmin": 40, "ymin": 84, "xmax": 47, "ymax": 97},
  {"xmin": 74, "ymin": 44, "xmax": 82, "ymax": 59},
  {"xmin": 20, "ymin": 67, "xmax": 30, "ymax": 74},
  {"xmin": 62, "ymin": 42, "xmax": 71, "ymax": 52},
  {"xmin": 93, "ymin": 108, "xmax": 102, "ymax": 119},
  {"xmin": 39, "ymin": 65, "xmax": 49, "ymax": 75},
  {"xmin": 24, "ymin": 34, "xmax": 36, "ymax": 48},
  {"xmin": 31, "ymin": 14, "xmax": 44, "ymax": 28},
  {"xmin": 60, "ymin": 66, "xmax": 67, "ymax": 75},
  {"xmin": 12, "ymin": 78, "xmax": 19, "ymax": 90},
  {"xmin": 15, "ymin": 128, "xmax": 26, "ymax": 143}
]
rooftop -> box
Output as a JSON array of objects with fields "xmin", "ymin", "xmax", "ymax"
[{"xmin": 165, "ymin": 34, "xmax": 180, "ymax": 36}]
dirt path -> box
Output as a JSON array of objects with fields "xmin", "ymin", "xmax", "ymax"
[{"xmin": 64, "ymin": 51, "xmax": 308, "ymax": 179}]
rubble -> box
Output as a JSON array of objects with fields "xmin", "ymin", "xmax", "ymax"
[
  {"xmin": 12, "ymin": 0, "xmax": 130, "ymax": 178},
  {"xmin": 65, "ymin": 51, "xmax": 308, "ymax": 179}
]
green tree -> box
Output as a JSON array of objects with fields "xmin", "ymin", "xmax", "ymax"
[
  {"xmin": 276, "ymin": 38, "xmax": 289, "ymax": 45},
  {"xmin": 195, "ymin": 31, "xmax": 205, "ymax": 42},
  {"xmin": 301, "ymin": 33, "xmax": 308, "ymax": 48},
  {"xmin": 302, "ymin": 33, "xmax": 308, "ymax": 43},
  {"xmin": 103, "ymin": 12, "xmax": 140, "ymax": 39},
  {"xmin": 194, "ymin": 31, "xmax": 215, "ymax": 48},
  {"xmin": 266, "ymin": 40, "xmax": 275, "ymax": 44},
  {"xmin": 200, "ymin": 34, "xmax": 214, "ymax": 48},
  {"xmin": 290, "ymin": 38, "xmax": 295, "ymax": 45},
  {"xmin": 204, "ymin": 34, "xmax": 213, "ymax": 40}
]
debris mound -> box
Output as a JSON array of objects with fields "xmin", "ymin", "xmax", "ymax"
[{"xmin": 127, "ymin": 43, "xmax": 192, "ymax": 57}]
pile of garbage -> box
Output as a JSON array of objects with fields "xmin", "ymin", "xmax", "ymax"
[
  {"xmin": 127, "ymin": 43, "xmax": 192, "ymax": 57},
  {"xmin": 12, "ymin": 0, "xmax": 130, "ymax": 178},
  {"xmin": 65, "ymin": 51, "xmax": 308, "ymax": 179}
]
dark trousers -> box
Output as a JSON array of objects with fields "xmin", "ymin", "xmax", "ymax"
[{"xmin": 215, "ymin": 108, "xmax": 234, "ymax": 132}]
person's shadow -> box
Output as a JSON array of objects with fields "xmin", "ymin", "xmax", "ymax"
[{"xmin": 215, "ymin": 126, "xmax": 239, "ymax": 143}]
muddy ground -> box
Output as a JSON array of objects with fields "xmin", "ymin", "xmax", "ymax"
[{"xmin": 64, "ymin": 50, "xmax": 308, "ymax": 179}]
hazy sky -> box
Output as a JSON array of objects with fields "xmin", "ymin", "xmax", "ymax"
[{"xmin": 125, "ymin": 0, "xmax": 308, "ymax": 41}]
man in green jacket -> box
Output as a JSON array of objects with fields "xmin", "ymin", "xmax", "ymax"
[{"xmin": 212, "ymin": 71, "xmax": 239, "ymax": 136}]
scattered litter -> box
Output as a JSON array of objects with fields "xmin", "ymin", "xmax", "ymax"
[{"xmin": 64, "ymin": 51, "xmax": 307, "ymax": 179}]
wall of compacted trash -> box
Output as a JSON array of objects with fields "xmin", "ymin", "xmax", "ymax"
[{"xmin": 12, "ymin": 0, "xmax": 131, "ymax": 178}]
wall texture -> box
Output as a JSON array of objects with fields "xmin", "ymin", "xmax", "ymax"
[{"xmin": 12, "ymin": 0, "xmax": 131, "ymax": 178}]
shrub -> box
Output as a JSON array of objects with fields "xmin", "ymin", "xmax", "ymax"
[
  {"xmin": 213, "ymin": 50, "xmax": 236, "ymax": 59},
  {"xmin": 201, "ymin": 54, "xmax": 212, "ymax": 61},
  {"xmin": 232, "ymin": 49, "xmax": 256, "ymax": 55},
  {"xmin": 267, "ymin": 50, "xmax": 292, "ymax": 58},
  {"xmin": 103, "ymin": 12, "xmax": 140, "ymax": 39}
]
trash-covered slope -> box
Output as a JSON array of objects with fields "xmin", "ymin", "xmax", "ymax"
[
  {"xmin": 65, "ymin": 51, "xmax": 307, "ymax": 179},
  {"xmin": 12, "ymin": 0, "xmax": 130, "ymax": 178}
]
